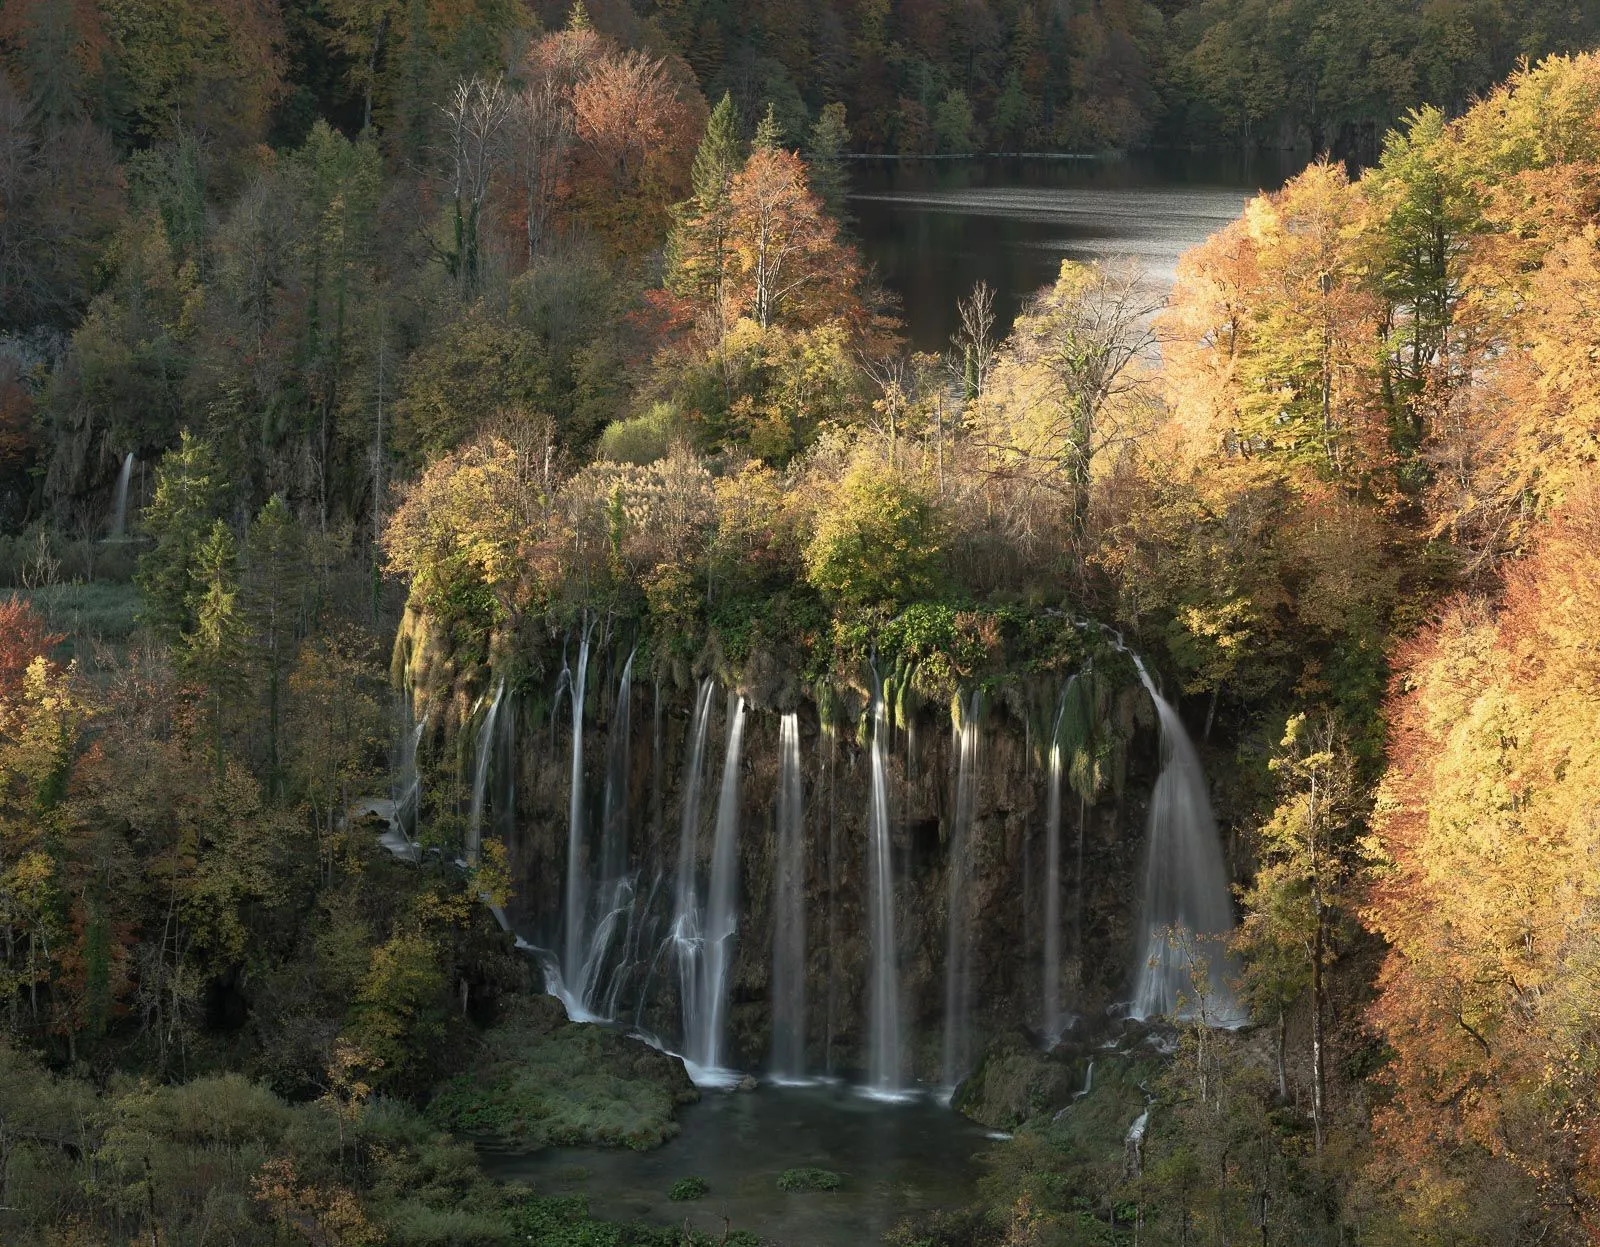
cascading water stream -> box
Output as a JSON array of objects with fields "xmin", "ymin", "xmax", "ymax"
[
  {"xmin": 865, "ymin": 682, "xmax": 903, "ymax": 1096},
  {"xmin": 108, "ymin": 452, "xmax": 134, "ymax": 540},
  {"xmin": 1041, "ymin": 689, "xmax": 1067, "ymax": 1045},
  {"xmin": 601, "ymin": 649, "xmax": 635, "ymax": 886},
  {"xmin": 561, "ymin": 629, "xmax": 593, "ymax": 990},
  {"xmin": 941, "ymin": 691, "xmax": 983, "ymax": 1089},
  {"xmin": 1130, "ymin": 657, "xmax": 1244, "ymax": 1023},
  {"xmin": 697, "ymin": 695, "xmax": 747, "ymax": 1076},
  {"xmin": 669, "ymin": 681, "xmax": 717, "ymax": 1075},
  {"xmin": 770, "ymin": 712, "xmax": 806, "ymax": 1080},
  {"xmin": 466, "ymin": 682, "xmax": 504, "ymax": 866}
]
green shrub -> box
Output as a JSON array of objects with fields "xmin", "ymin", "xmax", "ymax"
[
  {"xmin": 597, "ymin": 403, "xmax": 682, "ymax": 465},
  {"xmin": 668, "ymin": 1176, "xmax": 709, "ymax": 1201},
  {"xmin": 777, "ymin": 1166, "xmax": 841, "ymax": 1192}
]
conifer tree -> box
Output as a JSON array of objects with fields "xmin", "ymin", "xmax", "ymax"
[
  {"xmin": 182, "ymin": 520, "xmax": 251, "ymax": 778},
  {"xmin": 667, "ymin": 93, "xmax": 744, "ymax": 344},
  {"xmin": 752, "ymin": 102, "xmax": 783, "ymax": 152},
  {"xmin": 136, "ymin": 433, "xmax": 226, "ymax": 641},
  {"xmin": 244, "ymin": 496, "xmax": 306, "ymax": 796},
  {"xmin": 806, "ymin": 102, "xmax": 851, "ymax": 223}
]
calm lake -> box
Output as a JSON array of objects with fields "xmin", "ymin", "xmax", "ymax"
[
  {"xmin": 484, "ymin": 1082, "xmax": 1000, "ymax": 1246},
  {"xmin": 849, "ymin": 154, "xmax": 1298, "ymax": 351}
]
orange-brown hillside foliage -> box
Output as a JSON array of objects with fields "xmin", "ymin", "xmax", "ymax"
[{"xmin": 1366, "ymin": 480, "xmax": 1600, "ymax": 1235}]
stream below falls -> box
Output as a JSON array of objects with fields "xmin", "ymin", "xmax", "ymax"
[{"xmin": 480, "ymin": 1083, "xmax": 998, "ymax": 1245}]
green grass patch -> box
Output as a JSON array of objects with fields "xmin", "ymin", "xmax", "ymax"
[
  {"xmin": 667, "ymin": 1176, "xmax": 709, "ymax": 1201},
  {"xmin": 777, "ymin": 1167, "xmax": 841, "ymax": 1192},
  {"xmin": 13, "ymin": 582, "xmax": 142, "ymax": 645}
]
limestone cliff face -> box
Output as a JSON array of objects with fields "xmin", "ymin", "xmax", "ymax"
[{"xmin": 401, "ymin": 619, "xmax": 1177, "ymax": 1083}]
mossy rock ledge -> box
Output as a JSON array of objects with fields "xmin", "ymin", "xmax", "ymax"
[
  {"xmin": 951, "ymin": 1028, "xmax": 1082, "ymax": 1131},
  {"xmin": 428, "ymin": 995, "xmax": 698, "ymax": 1150}
]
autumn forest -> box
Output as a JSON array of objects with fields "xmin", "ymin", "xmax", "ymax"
[{"xmin": 2, "ymin": 0, "xmax": 1600, "ymax": 1245}]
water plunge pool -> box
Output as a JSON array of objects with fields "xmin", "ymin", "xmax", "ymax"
[{"xmin": 481, "ymin": 1081, "xmax": 996, "ymax": 1245}]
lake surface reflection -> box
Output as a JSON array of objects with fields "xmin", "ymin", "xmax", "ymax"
[
  {"xmin": 850, "ymin": 154, "xmax": 1298, "ymax": 351},
  {"xmin": 483, "ymin": 1082, "xmax": 999, "ymax": 1246}
]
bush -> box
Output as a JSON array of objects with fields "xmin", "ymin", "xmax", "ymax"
[
  {"xmin": 777, "ymin": 1167, "xmax": 841, "ymax": 1192},
  {"xmin": 805, "ymin": 457, "xmax": 943, "ymax": 610},
  {"xmin": 597, "ymin": 403, "xmax": 682, "ymax": 465},
  {"xmin": 668, "ymin": 1176, "xmax": 709, "ymax": 1201}
]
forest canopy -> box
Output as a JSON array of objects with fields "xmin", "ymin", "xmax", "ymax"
[{"xmin": 1, "ymin": 1, "xmax": 1600, "ymax": 1245}]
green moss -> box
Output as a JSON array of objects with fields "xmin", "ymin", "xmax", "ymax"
[
  {"xmin": 777, "ymin": 1167, "xmax": 841, "ymax": 1192},
  {"xmin": 668, "ymin": 1175, "xmax": 709, "ymax": 1201},
  {"xmin": 426, "ymin": 996, "xmax": 696, "ymax": 1151}
]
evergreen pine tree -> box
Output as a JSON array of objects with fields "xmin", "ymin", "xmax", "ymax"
[
  {"xmin": 692, "ymin": 92, "xmax": 743, "ymax": 203},
  {"xmin": 244, "ymin": 495, "xmax": 307, "ymax": 796},
  {"xmin": 806, "ymin": 102, "xmax": 851, "ymax": 223},
  {"xmin": 136, "ymin": 432, "xmax": 226, "ymax": 642},
  {"xmin": 182, "ymin": 520, "xmax": 251, "ymax": 777},
  {"xmin": 753, "ymin": 102, "xmax": 783, "ymax": 152}
]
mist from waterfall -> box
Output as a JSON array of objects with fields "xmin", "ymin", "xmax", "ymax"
[
  {"xmin": 1130, "ymin": 658, "xmax": 1244, "ymax": 1023},
  {"xmin": 770, "ymin": 712, "xmax": 806, "ymax": 1080},
  {"xmin": 108, "ymin": 452, "xmax": 134, "ymax": 540},
  {"xmin": 865, "ymin": 684, "xmax": 903, "ymax": 1096},
  {"xmin": 562, "ymin": 630, "xmax": 593, "ymax": 989},
  {"xmin": 941, "ymin": 691, "xmax": 983, "ymax": 1088},
  {"xmin": 1041, "ymin": 689, "xmax": 1067, "ymax": 1045},
  {"xmin": 466, "ymin": 681, "xmax": 504, "ymax": 865}
]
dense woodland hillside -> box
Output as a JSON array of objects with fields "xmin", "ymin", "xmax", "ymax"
[{"xmin": 3, "ymin": 1, "xmax": 1600, "ymax": 1245}]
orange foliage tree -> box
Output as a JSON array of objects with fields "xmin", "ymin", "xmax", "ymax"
[{"xmin": 1366, "ymin": 481, "xmax": 1600, "ymax": 1236}]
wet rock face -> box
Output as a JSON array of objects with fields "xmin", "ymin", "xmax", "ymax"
[
  {"xmin": 435, "ymin": 660, "xmax": 1158, "ymax": 1084},
  {"xmin": 950, "ymin": 1028, "xmax": 1081, "ymax": 1131}
]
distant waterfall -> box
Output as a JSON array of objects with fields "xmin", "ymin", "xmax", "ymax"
[
  {"xmin": 465, "ymin": 681, "xmax": 504, "ymax": 865},
  {"xmin": 770, "ymin": 712, "xmax": 806, "ymax": 1080},
  {"xmin": 108, "ymin": 452, "xmax": 134, "ymax": 540},
  {"xmin": 601, "ymin": 649, "xmax": 635, "ymax": 885},
  {"xmin": 395, "ymin": 708, "xmax": 427, "ymax": 840},
  {"xmin": 941, "ymin": 691, "xmax": 983, "ymax": 1088},
  {"xmin": 698, "ymin": 695, "xmax": 747, "ymax": 1074},
  {"xmin": 1041, "ymin": 690, "xmax": 1067, "ymax": 1045},
  {"xmin": 865, "ymin": 684, "xmax": 903, "ymax": 1095},
  {"xmin": 561, "ymin": 630, "xmax": 593, "ymax": 989},
  {"xmin": 1130, "ymin": 659, "xmax": 1243, "ymax": 1023}
]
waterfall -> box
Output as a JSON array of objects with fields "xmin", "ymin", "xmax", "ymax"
[
  {"xmin": 770, "ymin": 712, "xmax": 806, "ymax": 1080},
  {"xmin": 941, "ymin": 691, "xmax": 983, "ymax": 1088},
  {"xmin": 561, "ymin": 630, "xmax": 593, "ymax": 989},
  {"xmin": 697, "ymin": 695, "xmax": 747, "ymax": 1075},
  {"xmin": 865, "ymin": 684, "xmax": 903, "ymax": 1096},
  {"xmin": 466, "ymin": 682, "xmax": 504, "ymax": 865},
  {"xmin": 396, "ymin": 711, "xmax": 427, "ymax": 835},
  {"xmin": 1041, "ymin": 690, "xmax": 1067, "ymax": 1045},
  {"xmin": 1130, "ymin": 658, "xmax": 1244, "ymax": 1023},
  {"xmin": 601, "ymin": 649, "xmax": 635, "ymax": 885},
  {"xmin": 108, "ymin": 452, "xmax": 134, "ymax": 540},
  {"xmin": 669, "ymin": 680, "xmax": 717, "ymax": 1078}
]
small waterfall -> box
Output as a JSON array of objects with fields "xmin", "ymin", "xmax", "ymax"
[
  {"xmin": 1130, "ymin": 658, "xmax": 1243, "ymax": 1023},
  {"xmin": 465, "ymin": 682, "xmax": 504, "ymax": 865},
  {"xmin": 561, "ymin": 630, "xmax": 593, "ymax": 989},
  {"xmin": 865, "ymin": 683, "xmax": 903, "ymax": 1096},
  {"xmin": 601, "ymin": 649, "xmax": 635, "ymax": 885},
  {"xmin": 1041, "ymin": 690, "xmax": 1067, "ymax": 1045},
  {"xmin": 941, "ymin": 691, "xmax": 983, "ymax": 1088},
  {"xmin": 670, "ymin": 680, "xmax": 717, "ymax": 1076},
  {"xmin": 698, "ymin": 694, "xmax": 747, "ymax": 1074},
  {"xmin": 770, "ymin": 712, "xmax": 807, "ymax": 1080},
  {"xmin": 108, "ymin": 452, "xmax": 134, "ymax": 539}
]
